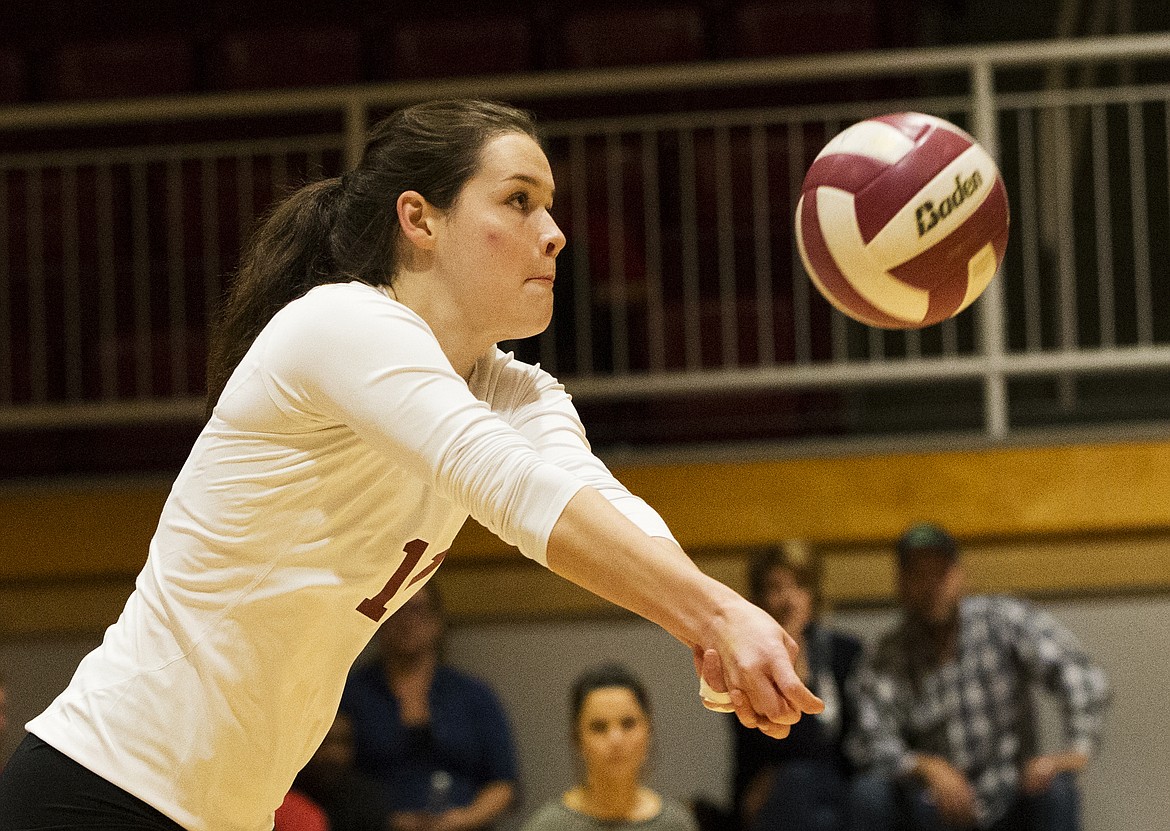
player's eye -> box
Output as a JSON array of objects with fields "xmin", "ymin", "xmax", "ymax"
[{"xmin": 509, "ymin": 191, "xmax": 530, "ymax": 210}]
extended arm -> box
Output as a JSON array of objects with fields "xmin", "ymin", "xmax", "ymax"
[{"xmin": 546, "ymin": 487, "xmax": 822, "ymax": 735}]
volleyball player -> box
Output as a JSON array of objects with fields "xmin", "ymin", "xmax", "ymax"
[{"xmin": 0, "ymin": 99, "xmax": 821, "ymax": 831}]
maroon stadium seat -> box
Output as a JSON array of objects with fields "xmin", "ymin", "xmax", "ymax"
[
  {"xmin": 372, "ymin": 14, "xmax": 535, "ymax": 80},
  {"xmin": 0, "ymin": 46, "xmax": 29, "ymax": 103},
  {"xmin": 731, "ymin": 0, "xmax": 878, "ymax": 58},
  {"xmin": 557, "ymin": 3, "xmax": 709, "ymax": 69},
  {"xmin": 208, "ymin": 24, "xmax": 362, "ymax": 91},
  {"xmin": 43, "ymin": 34, "xmax": 198, "ymax": 100}
]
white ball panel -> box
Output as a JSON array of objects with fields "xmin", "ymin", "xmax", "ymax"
[
  {"xmin": 957, "ymin": 243, "xmax": 1000, "ymax": 314},
  {"xmin": 815, "ymin": 187, "xmax": 930, "ymax": 322},
  {"xmin": 815, "ymin": 121, "xmax": 915, "ymax": 165},
  {"xmin": 864, "ymin": 144, "xmax": 998, "ymax": 267},
  {"xmin": 797, "ymin": 196, "xmax": 885, "ymax": 326}
]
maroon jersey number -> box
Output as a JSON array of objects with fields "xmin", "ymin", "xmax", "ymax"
[{"xmin": 356, "ymin": 538, "xmax": 447, "ymax": 622}]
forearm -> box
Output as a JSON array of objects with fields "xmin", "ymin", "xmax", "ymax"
[
  {"xmin": 1042, "ymin": 749, "xmax": 1089, "ymax": 774},
  {"xmin": 445, "ymin": 781, "xmax": 514, "ymax": 831},
  {"xmin": 544, "ymin": 487, "xmax": 739, "ymax": 648}
]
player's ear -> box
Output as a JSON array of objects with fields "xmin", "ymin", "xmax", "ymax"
[{"xmin": 397, "ymin": 191, "xmax": 438, "ymax": 251}]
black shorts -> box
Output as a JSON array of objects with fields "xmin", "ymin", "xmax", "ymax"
[{"xmin": 0, "ymin": 733, "xmax": 187, "ymax": 831}]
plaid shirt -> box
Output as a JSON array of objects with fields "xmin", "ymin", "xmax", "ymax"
[{"xmin": 847, "ymin": 595, "xmax": 1111, "ymax": 828}]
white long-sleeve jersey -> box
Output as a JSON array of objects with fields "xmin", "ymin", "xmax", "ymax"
[{"xmin": 27, "ymin": 282, "xmax": 674, "ymax": 831}]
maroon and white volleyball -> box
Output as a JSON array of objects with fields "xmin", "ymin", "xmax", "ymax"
[{"xmin": 795, "ymin": 112, "xmax": 1010, "ymax": 329}]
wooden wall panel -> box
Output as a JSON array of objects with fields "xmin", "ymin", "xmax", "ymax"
[{"xmin": 3, "ymin": 438, "xmax": 1169, "ymax": 635}]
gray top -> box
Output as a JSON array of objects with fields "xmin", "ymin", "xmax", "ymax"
[{"xmin": 520, "ymin": 797, "xmax": 698, "ymax": 831}]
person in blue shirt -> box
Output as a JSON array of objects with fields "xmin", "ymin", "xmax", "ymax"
[{"xmin": 341, "ymin": 582, "xmax": 518, "ymax": 831}]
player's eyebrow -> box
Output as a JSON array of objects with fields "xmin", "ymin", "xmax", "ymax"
[{"xmin": 504, "ymin": 173, "xmax": 555, "ymax": 198}]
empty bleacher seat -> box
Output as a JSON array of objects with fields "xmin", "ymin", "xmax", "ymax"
[
  {"xmin": 370, "ymin": 14, "xmax": 536, "ymax": 80},
  {"xmin": 0, "ymin": 46, "xmax": 29, "ymax": 103},
  {"xmin": 731, "ymin": 0, "xmax": 878, "ymax": 57},
  {"xmin": 42, "ymin": 34, "xmax": 198, "ymax": 100},
  {"xmin": 208, "ymin": 25, "xmax": 362, "ymax": 91},
  {"xmin": 556, "ymin": 3, "xmax": 709, "ymax": 69}
]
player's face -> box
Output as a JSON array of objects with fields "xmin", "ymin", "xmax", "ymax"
[
  {"xmin": 898, "ymin": 551, "xmax": 963, "ymax": 630},
  {"xmin": 433, "ymin": 132, "xmax": 565, "ymax": 345},
  {"xmin": 575, "ymin": 686, "xmax": 651, "ymax": 782},
  {"xmin": 759, "ymin": 566, "xmax": 813, "ymax": 634}
]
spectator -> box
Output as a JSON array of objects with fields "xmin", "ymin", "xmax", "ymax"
[
  {"xmin": 294, "ymin": 712, "xmax": 390, "ymax": 831},
  {"xmin": 0, "ymin": 674, "xmax": 8, "ymax": 771},
  {"xmin": 341, "ymin": 582, "xmax": 517, "ymax": 831},
  {"xmin": 732, "ymin": 544, "xmax": 863, "ymax": 831},
  {"xmin": 521, "ymin": 663, "xmax": 698, "ymax": 831},
  {"xmin": 846, "ymin": 522, "xmax": 1111, "ymax": 831}
]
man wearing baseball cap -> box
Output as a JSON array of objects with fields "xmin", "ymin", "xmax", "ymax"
[{"xmin": 845, "ymin": 522, "xmax": 1111, "ymax": 831}]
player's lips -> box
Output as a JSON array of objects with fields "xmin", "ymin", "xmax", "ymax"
[{"xmin": 527, "ymin": 273, "xmax": 555, "ymax": 285}]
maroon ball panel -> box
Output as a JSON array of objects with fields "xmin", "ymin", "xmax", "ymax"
[
  {"xmin": 854, "ymin": 127, "xmax": 973, "ymax": 245},
  {"xmin": 799, "ymin": 192, "xmax": 909, "ymax": 329},
  {"xmin": 887, "ymin": 175, "xmax": 1009, "ymax": 293},
  {"xmin": 801, "ymin": 153, "xmax": 889, "ymax": 195}
]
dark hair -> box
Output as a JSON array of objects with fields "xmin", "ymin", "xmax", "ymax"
[
  {"xmin": 205, "ymin": 98, "xmax": 540, "ymax": 416},
  {"xmin": 895, "ymin": 522, "xmax": 959, "ymax": 568},
  {"xmin": 745, "ymin": 544, "xmax": 823, "ymax": 611},
  {"xmin": 570, "ymin": 663, "xmax": 652, "ymax": 733}
]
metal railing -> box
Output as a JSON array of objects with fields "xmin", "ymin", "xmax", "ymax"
[{"xmin": 3, "ymin": 32, "xmax": 1170, "ymax": 445}]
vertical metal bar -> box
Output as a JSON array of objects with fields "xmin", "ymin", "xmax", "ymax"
[
  {"xmin": 97, "ymin": 165, "xmax": 117, "ymax": 399},
  {"xmin": 642, "ymin": 130, "xmax": 664, "ymax": 373},
  {"xmin": 131, "ymin": 162, "xmax": 151, "ymax": 398},
  {"xmin": 344, "ymin": 99, "xmax": 366, "ymax": 172},
  {"xmin": 569, "ymin": 136, "xmax": 592, "ymax": 375},
  {"xmin": 1090, "ymin": 105, "xmax": 1115, "ymax": 347},
  {"xmin": 202, "ymin": 156, "xmax": 222, "ymax": 342},
  {"xmin": 0, "ymin": 170, "xmax": 9, "ymax": 402},
  {"xmin": 788, "ymin": 122, "xmax": 811, "ymax": 364},
  {"xmin": 1018, "ymin": 110, "xmax": 1042, "ymax": 351},
  {"xmin": 940, "ymin": 317, "xmax": 958, "ymax": 357},
  {"xmin": 606, "ymin": 133, "xmax": 629, "ymax": 374},
  {"xmin": 750, "ymin": 124, "xmax": 774, "ymax": 365},
  {"xmin": 25, "ymin": 167, "xmax": 47, "ymax": 402},
  {"xmin": 971, "ymin": 60, "xmax": 1009, "ymax": 439},
  {"xmin": 237, "ymin": 154, "xmax": 254, "ymax": 258},
  {"xmin": 61, "ymin": 166, "xmax": 82, "ymax": 401},
  {"xmin": 714, "ymin": 126, "xmax": 737, "ymax": 367},
  {"xmin": 1053, "ymin": 105, "xmax": 1078, "ymax": 411},
  {"xmin": 679, "ymin": 129, "xmax": 701, "ymax": 370},
  {"xmin": 867, "ymin": 324, "xmax": 883, "ymax": 361},
  {"xmin": 1128, "ymin": 101, "xmax": 1152, "ymax": 344},
  {"xmin": 272, "ymin": 152, "xmax": 288, "ymax": 198},
  {"xmin": 904, "ymin": 325, "xmax": 922, "ymax": 359},
  {"xmin": 167, "ymin": 158, "xmax": 188, "ymax": 393}
]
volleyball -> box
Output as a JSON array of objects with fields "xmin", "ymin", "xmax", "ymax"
[{"xmin": 795, "ymin": 112, "xmax": 1010, "ymax": 329}]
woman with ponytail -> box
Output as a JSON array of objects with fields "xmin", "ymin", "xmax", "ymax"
[{"xmin": 0, "ymin": 99, "xmax": 821, "ymax": 831}]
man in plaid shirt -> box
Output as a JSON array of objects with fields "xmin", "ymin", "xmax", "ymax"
[{"xmin": 846, "ymin": 523, "xmax": 1110, "ymax": 831}]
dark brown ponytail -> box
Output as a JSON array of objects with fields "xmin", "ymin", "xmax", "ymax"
[{"xmin": 204, "ymin": 99, "xmax": 539, "ymax": 417}]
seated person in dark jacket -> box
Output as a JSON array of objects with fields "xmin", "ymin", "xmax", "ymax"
[
  {"xmin": 294, "ymin": 711, "xmax": 392, "ymax": 831},
  {"xmin": 732, "ymin": 545, "xmax": 863, "ymax": 831},
  {"xmin": 341, "ymin": 582, "xmax": 518, "ymax": 831}
]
